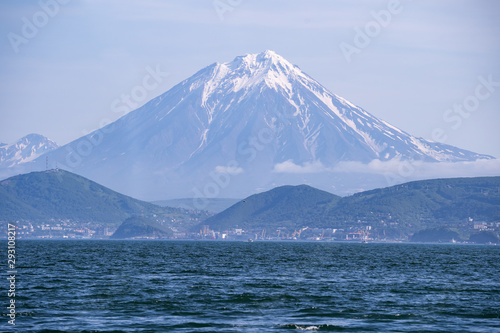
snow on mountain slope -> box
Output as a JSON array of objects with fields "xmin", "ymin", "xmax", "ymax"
[
  {"xmin": 0, "ymin": 134, "xmax": 58, "ymax": 168},
  {"xmin": 8, "ymin": 51, "xmax": 494, "ymax": 199},
  {"xmin": 163, "ymin": 50, "xmax": 490, "ymax": 166}
]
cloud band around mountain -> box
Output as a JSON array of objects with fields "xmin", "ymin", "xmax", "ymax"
[{"xmin": 273, "ymin": 158, "xmax": 500, "ymax": 180}]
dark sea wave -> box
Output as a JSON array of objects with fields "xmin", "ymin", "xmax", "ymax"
[{"xmin": 3, "ymin": 241, "xmax": 500, "ymax": 332}]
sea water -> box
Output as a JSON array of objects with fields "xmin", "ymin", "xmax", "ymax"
[{"xmin": 4, "ymin": 240, "xmax": 500, "ymax": 332}]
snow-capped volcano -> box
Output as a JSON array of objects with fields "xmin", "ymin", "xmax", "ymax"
[
  {"xmin": 7, "ymin": 51, "xmax": 493, "ymax": 200},
  {"xmin": 171, "ymin": 49, "xmax": 490, "ymax": 165},
  {"xmin": 0, "ymin": 134, "xmax": 58, "ymax": 168}
]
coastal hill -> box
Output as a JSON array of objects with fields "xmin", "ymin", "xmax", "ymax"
[
  {"xmin": 0, "ymin": 169, "xmax": 206, "ymax": 227},
  {"xmin": 323, "ymin": 176, "xmax": 500, "ymax": 232},
  {"xmin": 201, "ymin": 185, "xmax": 339, "ymax": 231},
  {"xmin": 203, "ymin": 176, "xmax": 500, "ymax": 238},
  {"xmin": 110, "ymin": 216, "xmax": 173, "ymax": 239}
]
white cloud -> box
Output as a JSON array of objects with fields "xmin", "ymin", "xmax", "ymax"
[
  {"xmin": 273, "ymin": 158, "xmax": 500, "ymax": 184},
  {"xmin": 214, "ymin": 165, "xmax": 244, "ymax": 175},
  {"xmin": 273, "ymin": 160, "xmax": 328, "ymax": 174}
]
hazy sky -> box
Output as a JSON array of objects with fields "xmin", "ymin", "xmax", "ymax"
[{"xmin": 1, "ymin": 0, "xmax": 499, "ymax": 157}]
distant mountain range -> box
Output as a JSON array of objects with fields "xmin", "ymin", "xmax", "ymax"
[
  {"xmin": 203, "ymin": 176, "xmax": 500, "ymax": 239},
  {"xmin": 0, "ymin": 51, "xmax": 494, "ymax": 201},
  {"xmin": 153, "ymin": 198, "xmax": 240, "ymax": 213},
  {"xmin": 0, "ymin": 169, "xmax": 206, "ymax": 227}
]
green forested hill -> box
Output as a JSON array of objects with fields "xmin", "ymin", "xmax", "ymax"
[
  {"xmin": 203, "ymin": 177, "xmax": 500, "ymax": 234},
  {"xmin": 323, "ymin": 177, "xmax": 500, "ymax": 229},
  {"xmin": 110, "ymin": 216, "xmax": 173, "ymax": 239},
  {"xmin": 202, "ymin": 185, "xmax": 340, "ymax": 231},
  {"xmin": 0, "ymin": 169, "xmax": 198, "ymax": 226}
]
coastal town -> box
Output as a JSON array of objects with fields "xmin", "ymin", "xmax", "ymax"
[{"xmin": 4, "ymin": 218, "xmax": 499, "ymax": 243}]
